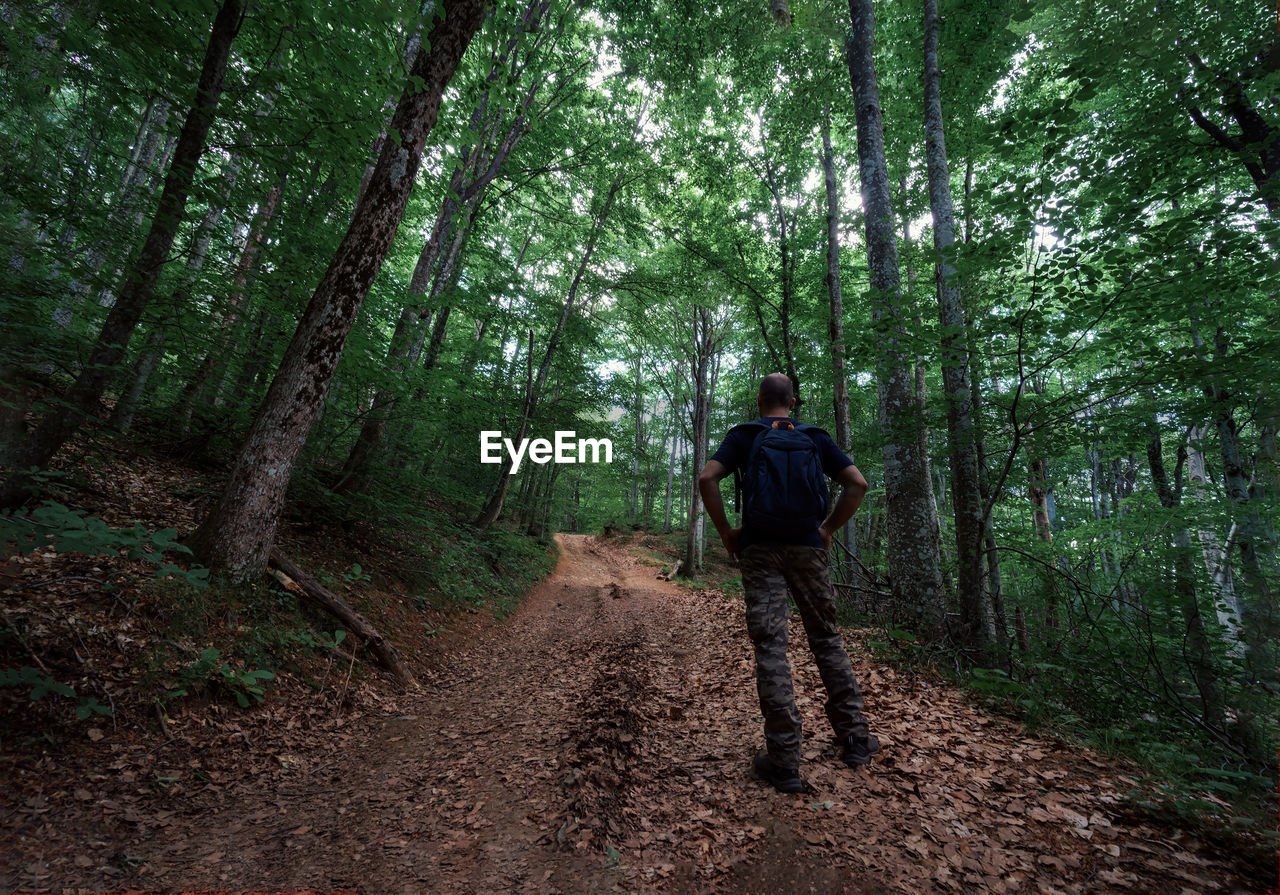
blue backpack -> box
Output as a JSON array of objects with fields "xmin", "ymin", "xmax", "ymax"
[{"xmin": 733, "ymin": 419, "xmax": 830, "ymax": 537}]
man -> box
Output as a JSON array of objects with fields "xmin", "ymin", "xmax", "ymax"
[{"xmin": 697, "ymin": 373, "xmax": 879, "ymax": 794}]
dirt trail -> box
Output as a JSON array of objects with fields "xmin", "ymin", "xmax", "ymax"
[{"xmin": 6, "ymin": 534, "xmax": 1262, "ymax": 894}]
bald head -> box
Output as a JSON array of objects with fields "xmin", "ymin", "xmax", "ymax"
[{"xmin": 757, "ymin": 373, "xmax": 795, "ymax": 416}]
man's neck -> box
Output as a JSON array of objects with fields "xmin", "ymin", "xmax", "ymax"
[{"xmin": 760, "ymin": 408, "xmax": 792, "ymax": 418}]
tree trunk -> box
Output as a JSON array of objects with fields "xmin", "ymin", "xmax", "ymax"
[
  {"xmin": 845, "ymin": 0, "xmax": 947, "ymax": 638},
  {"xmin": 1, "ymin": 0, "xmax": 244, "ymax": 506},
  {"xmin": 922, "ymin": 0, "xmax": 989, "ymax": 652},
  {"xmin": 1198, "ymin": 321, "xmax": 1277, "ymax": 682},
  {"xmin": 820, "ymin": 104, "xmax": 858, "ymax": 585},
  {"xmin": 339, "ymin": 0, "xmax": 554, "ymax": 492},
  {"xmin": 680, "ymin": 308, "xmax": 715, "ymax": 577},
  {"xmin": 96, "ymin": 102, "xmax": 173, "ymax": 309},
  {"xmin": 188, "ymin": 0, "xmax": 488, "ymax": 582},
  {"xmin": 177, "ymin": 172, "xmax": 285, "ymax": 429},
  {"xmin": 970, "ymin": 358, "xmax": 1005, "ymax": 646},
  {"xmin": 1027, "ymin": 454, "xmax": 1060, "ymax": 633},
  {"xmin": 759, "ymin": 153, "xmax": 800, "ymax": 407},
  {"xmin": 1147, "ymin": 420, "xmax": 1225, "ymax": 730},
  {"xmin": 664, "ymin": 432, "xmax": 676, "ymax": 533},
  {"xmin": 60, "ymin": 98, "xmax": 166, "ymax": 321},
  {"xmin": 109, "ymin": 153, "xmax": 243, "ymax": 432},
  {"xmin": 1187, "ymin": 425, "xmax": 1246, "ymax": 654},
  {"xmin": 1187, "ymin": 56, "xmax": 1280, "ymax": 222}
]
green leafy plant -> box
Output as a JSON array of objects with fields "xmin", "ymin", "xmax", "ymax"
[
  {"xmin": 342, "ymin": 563, "xmax": 371, "ymax": 586},
  {"xmin": 75, "ymin": 695, "xmax": 113, "ymax": 719},
  {"xmin": 0, "ymin": 666, "xmax": 114, "ymax": 719},
  {"xmin": 0, "ymin": 501, "xmax": 209, "ymax": 587},
  {"xmin": 170, "ymin": 647, "xmax": 275, "ymax": 708},
  {"xmin": 1, "ymin": 665, "xmax": 74, "ymax": 700}
]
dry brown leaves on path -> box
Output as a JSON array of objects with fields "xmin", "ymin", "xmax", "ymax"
[{"xmin": 3, "ymin": 534, "xmax": 1269, "ymax": 894}]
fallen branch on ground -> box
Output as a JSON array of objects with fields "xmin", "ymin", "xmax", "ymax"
[{"xmin": 268, "ymin": 549, "xmax": 416, "ymax": 688}]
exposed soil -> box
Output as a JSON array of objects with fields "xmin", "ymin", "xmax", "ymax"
[{"xmin": 2, "ymin": 533, "xmax": 1271, "ymax": 894}]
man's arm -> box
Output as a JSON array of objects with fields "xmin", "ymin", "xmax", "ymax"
[
  {"xmin": 817, "ymin": 463, "xmax": 869, "ymax": 549},
  {"xmin": 697, "ymin": 459, "xmax": 740, "ymax": 558}
]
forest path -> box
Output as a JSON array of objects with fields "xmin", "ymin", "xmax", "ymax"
[{"xmin": 61, "ymin": 534, "xmax": 1253, "ymax": 893}]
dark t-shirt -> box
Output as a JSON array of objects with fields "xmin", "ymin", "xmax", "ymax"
[{"xmin": 709, "ymin": 416, "xmax": 854, "ymax": 550}]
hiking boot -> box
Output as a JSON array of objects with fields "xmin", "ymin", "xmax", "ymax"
[
  {"xmin": 752, "ymin": 749, "xmax": 803, "ymax": 793},
  {"xmin": 841, "ymin": 733, "xmax": 881, "ymax": 767}
]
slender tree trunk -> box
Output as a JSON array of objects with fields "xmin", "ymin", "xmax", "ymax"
[
  {"xmin": 664, "ymin": 432, "xmax": 676, "ymax": 533},
  {"xmin": 630, "ymin": 360, "xmax": 643, "ymax": 521},
  {"xmin": 227, "ymin": 306, "xmax": 272, "ymax": 408},
  {"xmin": 1027, "ymin": 453, "xmax": 1060, "ymax": 633},
  {"xmin": 922, "ymin": 0, "xmax": 988, "ymax": 651},
  {"xmin": 761, "ymin": 154, "xmax": 800, "ymax": 406},
  {"xmin": 60, "ymin": 98, "xmax": 164, "ymax": 321},
  {"xmin": 681, "ymin": 308, "xmax": 716, "ymax": 577},
  {"xmin": 821, "ymin": 104, "xmax": 858, "ymax": 584},
  {"xmin": 0, "ymin": 364, "xmax": 32, "ymax": 465},
  {"xmin": 340, "ymin": 0, "xmax": 555, "ymax": 490},
  {"xmin": 845, "ymin": 0, "xmax": 947, "ymax": 638},
  {"xmin": 1, "ymin": 0, "xmax": 244, "ymax": 506},
  {"xmin": 474, "ymin": 145, "xmax": 632, "ymax": 531},
  {"xmin": 971, "ymin": 360, "xmax": 1005, "ymax": 645},
  {"xmin": 1148, "ymin": 418, "xmax": 1225, "ymax": 729},
  {"xmin": 110, "ymin": 154, "xmax": 242, "ymax": 431},
  {"xmin": 188, "ymin": 0, "xmax": 488, "ymax": 582},
  {"xmin": 1197, "ymin": 321, "xmax": 1277, "ymax": 681},
  {"xmin": 176, "ymin": 172, "xmax": 284, "ymax": 430},
  {"xmin": 96, "ymin": 102, "xmax": 173, "ymax": 308},
  {"xmin": 1187, "ymin": 426, "xmax": 1246, "ymax": 653}
]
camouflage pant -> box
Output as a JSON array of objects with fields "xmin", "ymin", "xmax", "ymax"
[{"xmin": 740, "ymin": 543, "xmax": 869, "ymax": 770}]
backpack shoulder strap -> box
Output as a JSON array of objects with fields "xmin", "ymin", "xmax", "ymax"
[
  {"xmin": 792, "ymin": 422, "xmax": 830, "ymax": 438},
  {"xmin": 729, "ymin": 420, "xmax": 769, "ymax": 513}
]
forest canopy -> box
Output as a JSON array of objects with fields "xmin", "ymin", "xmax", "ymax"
[{"xmin": 1, "ymin": 0, "xmax": 1276, "ymax": 832}]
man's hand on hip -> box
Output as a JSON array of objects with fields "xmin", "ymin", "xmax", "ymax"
[{"xmin": 720, "ymin": 526, "xmax": 741, "ymax": 558}]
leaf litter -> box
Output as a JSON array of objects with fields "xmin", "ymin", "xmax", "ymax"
[{"xmin": 2, "ymin": 520, "xmax": 1272, "ymax": 894}]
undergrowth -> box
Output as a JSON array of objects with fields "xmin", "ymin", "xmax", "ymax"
[{"xmin": 3, "ymin": 445, "xmax": 559, "ymax": 735}]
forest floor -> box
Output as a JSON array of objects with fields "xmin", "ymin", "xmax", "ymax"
[{"xmin": 3, "ymin": 495, "xmax": 1274, "ymax": 894}]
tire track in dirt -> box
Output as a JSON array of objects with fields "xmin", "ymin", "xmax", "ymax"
[{"xmin": 51, "ymin": 533, "xmax": 1266, "ymax": 895}]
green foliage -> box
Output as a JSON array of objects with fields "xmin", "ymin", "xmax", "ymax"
[
  {"xmin": 0, "ymin": 666, "xmax": 114, "ymax": 719},
  {"xmin": 170, "ymin": 646, "xmax": 274, "ymax": 709},
  {"xmin": 2, "ymin": 0, "xmax": 1275, "ymax": 860},
  {"xmin": 0, "ymin": 502, "xmax": 209, "ymax": 587},
  {"xmin": 391, "ymin": 509, "xmax": 558, "ymax": 618},
  {"xmin": 1, "ymin": 666, "xmax": 74, "ymax": 700}
]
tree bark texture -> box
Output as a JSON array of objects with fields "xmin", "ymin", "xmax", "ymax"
[
  {"xmin": 189, "ymin": 0, "xmax": 488, "ymax": 582},
  {"xmin": 681, "ymin": 307, "xmax": 717, "ymax": 577},
  {"xmin": 845, "ymin": 0, "xmax": 947, "ymax": 638},
  {"xmin": 1199, "ymin": 322, "xmax": 1277, "ymax": 681},
  {"xmin": 922, "ymin": 0, "xmax": 989, "ymax": 651},
  {"xmin": 1188, "ymin": 52, "xmax": 1280, "ymax": 221},
  {"xmin": 1147, "ymin": 421, "xmax": 1224, "ymax": 730},
  {"xmin": 820, "ymin": 105, "xmax": 858, "ymax": 584},
  {"xmin": 1187, "ymin": 426, "xmax": 1246, "ymax": 654},
  {"xmin": 339, "ymin": 1, "xmax": 554, "ymax": 491}
]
